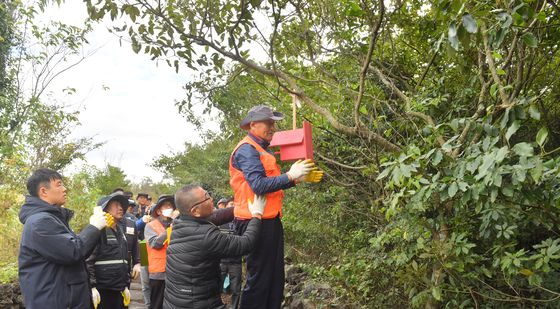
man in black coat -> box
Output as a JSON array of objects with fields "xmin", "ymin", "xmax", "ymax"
[
  {"xmin": 111, "ymin": 188, "xmax": 142, "ymax": 282},
  {"xmin": 87, "ymin": 193, "xmax": 132, "ymax": 309},
  {"xmin": 163, "ymin": 184, "xmax": 266, "ymax": 309},
  {"xmin": 18, "ymin": 168, "xmax": 110, "ymax": 309}
]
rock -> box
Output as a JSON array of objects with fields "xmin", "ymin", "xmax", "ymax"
[
  {"xmin": 285, "ymin": 264, "xmax": 305, "ymax": 285},
  {"xmin": 0, "ymin": 282, "xmax": 24, "ymax": 308},
  {"xmin": 301, "ymin": 299, "xmax": 317, "ymax": 309},
  {"xmin": 302, "ymin": 281, "xmax": 334, "ymax": 298},
  {"xmin": 283, "ymin": 263, "xmax": 348, "ymax": 309}
]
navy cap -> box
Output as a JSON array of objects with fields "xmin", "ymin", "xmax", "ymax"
[
  {"xmin": 240, "ymin": 105, "xmax": 284, "ymax": 130},
  {"xmin": 96, "ymin": 193, "xmax": 129, "ymax": 212}
]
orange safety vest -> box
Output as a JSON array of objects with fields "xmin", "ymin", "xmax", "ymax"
[
  {"xmin": 146, "ymin": 219, "xmax": 167, "ymax": 273},
  {"xmin": 229, "ymin": 136, "xmax": 285, "ymax": 219}
]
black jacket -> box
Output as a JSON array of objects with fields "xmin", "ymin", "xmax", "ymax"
[
  {"xmin": 18, "ymin": 196, "xmax": 101, "ymax": 309},
  {"xmin": 219, "ymin": 221, "xmax": 242, "ymax": 264},
  {"xmin": 86, "ymin": 223, "xmax": 130, "ymax": 291},
  {"xmin": 163, "ymin": 208, "xmax": 261, "ymax": 309},
  {"xmin": 122, "ymin": 213, "xmax": 140, "ymax": 268}
]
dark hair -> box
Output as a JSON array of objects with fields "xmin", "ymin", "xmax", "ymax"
[
  {"xmin": 111, "ymin": 188, "xmax": 124, "ymax": 194},
  {"xmin": 26, "ymin": 169, "xmax": 63, "ymax": 197},
  {"xmin": 175, "ymin": 184, "xmax": 202, "ymax": 215},
  {"xmin": 123, "ymin": 191, "xmax": 133, "ymax": 199}
]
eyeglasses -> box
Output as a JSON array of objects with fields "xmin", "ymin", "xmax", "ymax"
[{"xmin": 191, "ymin": 192, "xmax": 212, "ymax": 209}]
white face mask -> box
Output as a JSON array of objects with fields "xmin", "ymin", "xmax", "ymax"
[{"xmin": 161, "ymin": 208, "xmax": 173, "ymax": 218}]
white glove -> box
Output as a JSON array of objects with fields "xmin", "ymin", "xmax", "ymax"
[
  {"xmin": 142, "ymin": 215, "xmax": 151, "ymax": 223},
  {"xmin": 89, "ymin": 206, "xmax": 107, "ymax": 230},
  {"xmin": 131, "ymin": 263, "xmax": 141, "ymax": 280},
  {"xmin": 286, "ymin": 159, "xmax": 315, "ymax": 180},
  {"xmin": 91, "ymin": 287, "xmax": 101, "ymax": 309},
  {"xmin": 248, "ymin": 195, "xmax": 267, "ymax": 217}
]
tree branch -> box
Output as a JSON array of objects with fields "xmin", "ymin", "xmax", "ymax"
[
  {"xmin": 316, "ymin": 152, "xmax": 368, "ymax": 170},
  {"xmin": 354, "ymin": 0, "xmax": 384, "ymax": 128},
  {"xmin": 481, "ymin": 23, "xmax": 512, "ymax": 110}
]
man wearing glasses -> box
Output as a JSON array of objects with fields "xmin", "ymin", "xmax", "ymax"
[
  {"xmin": 164, "ymin": 185, "xmax": 266, "ymax": 309},
  {"xmin": 229, "ymin": 105, "xmax": 316, "ymax": 309}
]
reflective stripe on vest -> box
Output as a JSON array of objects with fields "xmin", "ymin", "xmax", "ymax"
[
  {"xmin": 229, "ymin": 136, "xmax": 284, "ymax": 219},
  {"xmin": 146, "ymin": 220, "xmax": 168, "ymax": 273},
  {"xmin": 94, "ymin": 259, "xmax": 127, "ymax": 265}
]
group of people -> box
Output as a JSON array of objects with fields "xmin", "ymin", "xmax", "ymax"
[{"xmin": 17, "ymin": 105, "xmax": 322, "ymax": 309}]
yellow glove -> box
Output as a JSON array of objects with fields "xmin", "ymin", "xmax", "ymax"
[
  {"xmin": 303, "ymin": 169, "xmax": 324, "ymax": 183},
  {"xmin": 104, "ymin": 213, "xmax": 115, "ymax": 227},
  {"xmin": 163, "ymin": 226, "xmax": 172, "ymax": 245},
  {"xmin": 121, "ymin": 287, "xmax": 131, "ymax": 306}
]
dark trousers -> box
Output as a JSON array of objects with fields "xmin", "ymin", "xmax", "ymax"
[
  {"xmin": 98, "ymin": 289, "xmax": 126, "ymax": 309},
  {"xmin": 149, "ymin": 279, "xmax": 165, "ymax": 309},
  {"xmin": 236, "ymin": 216, "xmax": 284, "ymax": 309},
  {"xmin": 220, "ymin": 262, "xmax": 242, "ymax": 309}
]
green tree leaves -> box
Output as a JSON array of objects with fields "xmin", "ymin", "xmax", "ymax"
[{"xmin": 461, "ymin": 13, "xmax": 477, "ymax": 33}]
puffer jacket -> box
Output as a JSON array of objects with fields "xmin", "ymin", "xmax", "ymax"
[
  {"xmin": 163, "ymin": 208, "xmax": 261, "ymax": 309},
  {"xmin": 18, "ymin": 196, "xmax": 101, "ymax": 309}
]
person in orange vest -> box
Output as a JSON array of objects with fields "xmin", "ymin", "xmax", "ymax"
[
  {"xmin": 230, "ymin": 105, "xmax": 316, "ymax": 309},
  {"xmin": 144, "ymin": 194, "xmax": 177, "ymax": 309}
]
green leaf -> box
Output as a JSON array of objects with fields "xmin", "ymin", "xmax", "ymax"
[
  {"xmin": 448, "ymin": 182, "xmax": 458, "ymax": 198},
  {"xmin": 345, "ymin": 1, "xmax": 363, "ymax": 17},
  {"xmin": 502, "ymin": 185, "xmax": 514, "ymax": 197},
  {"xmin": 536, "ymin": 127, "xmax": 549, "ymax": 148},
  {"xmin": 376, "ymin": 167, "xmax": 392, "ymax": 180},
  {"xmin": 512, "ymin": 142, "xmax": 534, "ymax": 157},
  {"xmin": 521, "ymin": 32, "xmax": 538, "ymax": 48},
  {"xmin": 493, "ymin": 28, "xmax": 508, "ymax": 48},
  {"xmin": 497, "ymin": 12, "xmax": 513, "ymax": 29},
  {"xmin": 495, "ymin": 146, "xmax": 509, "ymax": 163},
  {"xmin": 490, "ymin": 83, "xmax": 498, "ymax": 98},
  {"xmin": 505, "ymin": 120, "xmax": 521, "ymax": 141},
  {"xmin": 531, "ymin": 160, "xmax": 543, "ymax": 183},
  {"xmin": 462, "ymin": 14, "xmax": 478, "ymax": 33},
  {"xmin": 432, "ymin": 286, "xmax": 442, "ymax": 301},
  {"xmin": 448, "ymin": 22, "xmax": 459, "ymax": 50},
  {"xmin": 359, "ymin": 105, "xmax": 368, "ymax": 115},
  {"xmin": 529, "ymin": 105, "xmax": 541, "ymax": 120},
  {"xmin": 432, "ymin": 150, "xmax": 443, "ymax": 166}
]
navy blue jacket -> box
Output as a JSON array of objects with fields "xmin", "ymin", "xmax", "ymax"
[
  {"xmin": 18, "ymin": 196, "xmax": 101, "ymax": 309},
  {"xmin": 231, "ymin": 133, "xmax": 294, "ymax": 196}
]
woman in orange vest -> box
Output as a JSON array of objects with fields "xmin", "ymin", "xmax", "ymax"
[
  {"xmin": 144, "ymin": 194, "xmax": 176, "ymax": 309},
  {"xmin": 230, "ymin": 105, "xmax": 316, "ymax": 309}
]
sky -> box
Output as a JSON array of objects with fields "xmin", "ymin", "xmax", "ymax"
[{"xmin": 34, "ymin": 2, "xmax": 219, "ymax": 182}]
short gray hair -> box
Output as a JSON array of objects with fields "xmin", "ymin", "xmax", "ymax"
[{"xmin": 174, "ymin": 184, "xmax": 202, "ymax": 215}]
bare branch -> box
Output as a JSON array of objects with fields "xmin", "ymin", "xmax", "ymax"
[
  {"xmin": 316, "ymin": 152, "xmax": 368, "ymax": 170},
  {"xmin": 354, "ymin": 0, "xmax": 385, "ymax": 128}
]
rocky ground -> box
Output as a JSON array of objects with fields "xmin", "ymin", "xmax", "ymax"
[
  {"xmin": 282, "ymin": 264, "xmax": 351, "ymax": 309},
  {"xmin": 0, "ymin": 282, "xmax": 23, "ymax": 309}
]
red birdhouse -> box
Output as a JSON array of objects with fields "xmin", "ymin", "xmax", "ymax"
[{"xmin": 269, "ymin": 121, "xmax": 313, "ymax": 161}]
